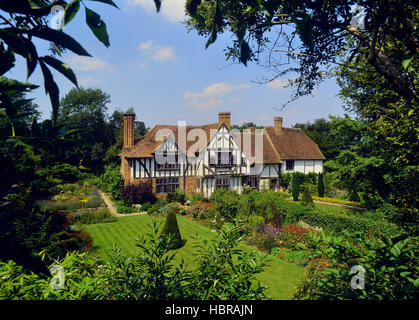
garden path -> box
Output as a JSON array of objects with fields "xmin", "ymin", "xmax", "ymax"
[{"xmin": 98, "ymin": 190, "xmax": 147, "ymax": 217}]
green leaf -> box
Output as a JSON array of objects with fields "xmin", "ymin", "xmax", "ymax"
[
  {"xmin": 27, "ymin": 0, "xmax": 49, "ymax": 10},
  {"xmin": 23, "ymin": 37, "xmax": 38, "ymax": 79},
  {"xmin": 30, "ymin": 27, "xmax": 91, "ymax": 56},
  {"xmin": 38, "ymin": 60, "xmax": 60, "ymax": 123},
  {"xmin": 402, "ymin": 58, "xmax": 412, "ymax": 70},
  {"xmin": 40, "ymin": 56, "xmax": 78, "ymax": 87},
  {"xmin": 186, "ymin": 0, "xmax": 202, "ymax": 16},
  {"xmin": 64, "ymin": 0, "xmax": 81, "ymax": 26},
  {"xmin": 205, "ymin": 0, "xmax": 220, "ymax": 48},
  {"xmin": 0, "ymin": 44, "xmax": 16, "ymax": 76},
  {"xmin": 186, "ymin": 0, "xmax": 205, "ymax": 27},
  {"xmin": 0, "ymin": 76, "xmax": 38, "ymax": 94},
  {"xmin": 293, "ymin": 15, "xmax": 313, "ymax": 50},
  {"xmin": 87, "ymin": 0, "xmax": 119, "ymax": 9},
  {"xmin": 85, "ymin": 7, "xmax": 110, "ymax": 47},
  {"xmin": 0, "ymin": 28, "xmax": 28, "ymax": 57}
]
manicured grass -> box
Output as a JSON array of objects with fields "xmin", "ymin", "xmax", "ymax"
[{"xmin": 84, "ymin": 215, "xmax": 304, "ymax": 299}]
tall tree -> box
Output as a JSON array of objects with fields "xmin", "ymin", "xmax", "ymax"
[
  {"xmin": 57, "ymin": 87, "xmax": 110, "ymax": 170},
  {"xmin": 0, "ymin": 0, "xmax": 118, "ymax": 123}
]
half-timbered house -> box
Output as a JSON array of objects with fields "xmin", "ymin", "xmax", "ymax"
[{"xmin": 120, "ymin": 112, "xmax": 325, "ymax": 197}]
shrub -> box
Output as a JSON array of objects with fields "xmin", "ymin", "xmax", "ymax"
[
  {"xmin": 160, "ymin": 211, "xmax": 183, "ymax": 249},
  {"xmin": 141, "ymin": 202, "xmax": 153, "ymax": 212},
  {"xmin": 291, "ymin": 172, "xmax": 302, "ymax": 201},
  {"xmin": 317, "ymin": 173, "xmax": 325, "ymax": 197},
  {"xmin": 121, "ymin": 181, "xmax": 156, "ymax": 206},
  {"xmin": 247, "ymin": 223, "xmax": 281, "ymax": 253},
  {"xmin": 271, "ymin": 247, "xmax": 311, "ymax": 266},
  {"xmin": 242, "ymin": 190, "xmax": 288, "ymax": 226},
  {"xmin": 187, "ymin": 201, "xmax": 216, "ymax": 219},
  {"xmin": 74, "ymin": 208, "xmax": 116, "ymax": 224},
  {"xmin": 348, "ymin": 188, "xmax": 361, "ymax": 202},
  {"xmin": 210, "ymin": 189, "xmax": 242, "ymax": 222},
  {"xmin": 101, "ymin": 164, "xmax": 124, "ymax": 200},
  {"xmin": 285, "ymin": 203, "xmax": 404, "ymax": 239},
  {"xmin": 301, "ymin": 186, "xmax": 314, "ymax": 207},
  {"xmin": 163, "ymin": 202, "xmax": 188, "ymax": 216},
  {"xmin": 166, "ymin": 189, "xmax": 186, "ymax": 205},
  {"xmin": 279, "ymin": 173, "xmax": 292, "ymax": 188},
  {"xmin": 293, "ymin": 259, "xmax": 329, "ymax": 300},
  {"xmin": 186, "ymin": 192, "xmax": 207, "ymax": 205},
  {"xmin": 50, "ymin": 163, "xmax": 85, "ymax": 182},
  {"xmin": 296, "ymin": 232, "xmax": 419, "ymax": 300},
  {"xmin": 247, "ymin": 215, "xmax": 265, "ymax": 227},
  {"xmin": 115, "ymin": 201, "xmax": 135, "ymax": 214},
  {"xmin": 147, "ymin": 202, "xmax": 163, "ymax": 215},
  {"xmin": 281, "ymin": 224, "xmax": 320, "ymax": 250}
]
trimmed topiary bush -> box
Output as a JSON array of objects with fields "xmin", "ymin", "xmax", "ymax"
[
  {"xmin": 317, "ymin": 173, "xmax": 325, "ymax": 198},
  {"xmin": 348, "ymin": 188, "xmax": 361, "ymax": 202},
  {"xmin": 160, "ymin": 211, "xmax": 182, "ymax": 249},
  {"xmin": 291, "ymin": 173, "xmax": 302, "ymax": 201},
  {"xmin": 301, "ymin": 186, "xmax": 314, "ymax": 207}
]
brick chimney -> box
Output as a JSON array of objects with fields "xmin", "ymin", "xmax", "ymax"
[
  {"xmin": 218, "ymin": 112, "xmax": 231, "ymax": 130},
  {"xmin": 274, "ymin": 116, "xmax": 283, "ymax": 134},
  {"xmin": 123, "ymin": 113, "xmax": 135, "ymax": 149}
]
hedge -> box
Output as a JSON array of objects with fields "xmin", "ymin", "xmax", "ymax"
[{"xmin": 284, "ymin": 203, "xmax": 404, "ymax": 239}]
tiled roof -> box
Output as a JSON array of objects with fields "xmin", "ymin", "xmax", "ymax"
[
  {"xmin": 121, "ymin": 123, "xmax": 325, "ymax": 161},
  {"xmin": 265, "ymin": 127, "xmax": 325, "ymax": 160}
]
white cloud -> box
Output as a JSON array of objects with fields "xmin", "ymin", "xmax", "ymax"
[
  {"xmin": 139, "ymin": 40, "xmax": 154, "ymax": 51},
  {"xmin": 139, "ymin": 40, "xmax": 177, "ymax": 62},
  {"xmin": 160, "ymin": 0, "xmax": 186, "ymax": 22},
  {"xmin": 68, "ymin": 56, "xmax": 113, "ymax": 72},
  {"xmin": 152, "ymin": 46, "xmax": 176, "ymax": 61},
  {"xmin": 266, "ymin": 78, "xmax": 289, "ymax": 90},
  {"xmin": 126, "ymin": 0, "xmax": 186, "ymax": 23},
  {"xmin": 184, "ymin": 82, "xmax": 251, "ymax": 110}
]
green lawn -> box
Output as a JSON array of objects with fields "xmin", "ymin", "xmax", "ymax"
[{"xmin": 84, "ymin": 215, "xmax": 304, "ymax": 299}]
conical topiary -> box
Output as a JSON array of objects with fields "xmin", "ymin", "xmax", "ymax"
[
  {"xmin": 317, "ymin": 173, "xmax": 325, "ymax": 198},
  {"xmin": 291, "ymin": 173, "xmax": 302, "ymax": 201},
  {"xmin": 301, "ymin": 186, "xmax": 314, "ymax": 207},
  {"xmin": 348, "ymin": 188, "xmax": 361, "ymax": 203},
  {"xmin": 160, "ymin": 211, "xmax": 182, "ymax": 249}
]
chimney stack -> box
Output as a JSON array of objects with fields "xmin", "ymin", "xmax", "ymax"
[
  {"xmin": 218, "ymin": 112, "xmax": 231, "ymax": 130},
  {"xmin": 123, "ymin": 113, "xmax": 135, "ymax": 149},
  {"xmin": 274, "ymin": 116, "xmax": 283, "ymax": 134}
]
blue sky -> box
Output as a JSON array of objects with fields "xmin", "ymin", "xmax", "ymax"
[{"xmin": 8, "ymin": 0, "xmax": 351, "ymax": 129}]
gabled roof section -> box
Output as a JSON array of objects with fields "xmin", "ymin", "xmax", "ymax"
[
  {"xmin": 264, "ymin": 127, "xmax": 325, "ymax": 160},
  {"xmin": 230, "ymin": 128, "xmax": 281, "ymax": 164},
  {"xmin": 121, "ymin": 123, "xmax": 221, "ymax": 158}
]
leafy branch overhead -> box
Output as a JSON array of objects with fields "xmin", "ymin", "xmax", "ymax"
[
  {"xmin": 0, "ymin": 0, "xmax": 118, "ymax": 123},
  {"xmin": 180, "ymin": 0, "xmax": 418, "ymax": 105}
]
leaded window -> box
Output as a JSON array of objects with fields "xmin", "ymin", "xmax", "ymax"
[
  {"xmin": 156, "ymin": 177, "xmax": 179, "ymax": 193},
  {"xmin": 215, "ymin": 176, "xmax": 230, "ymax": 189}
]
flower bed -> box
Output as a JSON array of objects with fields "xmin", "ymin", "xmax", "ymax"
[{"xmin": 312, "ymin": 196, "xmax": 365, "ymax": 208}]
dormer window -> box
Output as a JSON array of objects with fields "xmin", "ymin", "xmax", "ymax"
[
  {"xmin": 155, "ymin": 153, "xmax": 179, "ymax": 170},
  {"xmin": 217, "ymin": 151, "xmax": 232, "ymax": 167}
]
